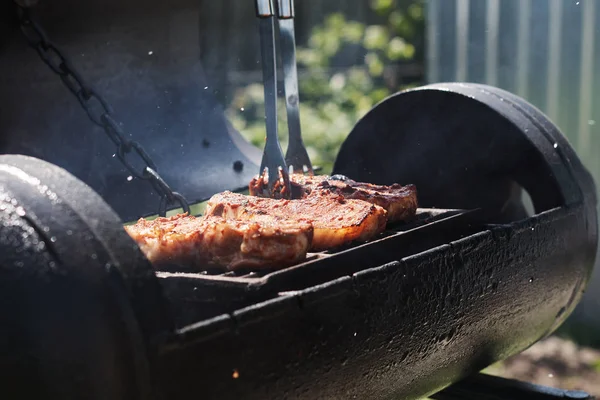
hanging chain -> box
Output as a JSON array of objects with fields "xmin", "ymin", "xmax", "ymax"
[{"xmin": 15, "ymin": 5, "xmax": 190, "ymax": 217}]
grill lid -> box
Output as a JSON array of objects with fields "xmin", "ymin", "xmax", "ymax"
[{"xmin": 0, "ymin": 1, "xmax": 261, "ymax": 222}]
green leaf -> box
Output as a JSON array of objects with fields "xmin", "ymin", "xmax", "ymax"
[
  {"xmin": 325, "ymin": 13, "xmax": 347, "ymax": 30},
  {"xmin": 408, "ymin": 2, "xmax": 424, "ymax": 20},
  {"xmin": 329, "ymin": 73, "xmax": 347, "ymax": 92},
  {"xmin": 363, "ymin": 25, "xmax": 389, "ymax": 50},
  {"xmin": 365, "ymin": 52, "xmax": 385, "ymax": 77},
  {"xmin": 387, "ymin": 36, "xmax": 415, "ymax": 60},
  {"xmin": 389, "ymin": 11, "xmax": 405, "ymax": 32},
  {"xmin": 345, "ymin": 73, "xmax": 374, "ymax": 96},
  {"xmin": 389, "ymin": 10, "xmax": 415, "ymax": 38},
  {"xmin": 296, "ymin": 48, "xmax": 324, "ymax": 68},
  {"xmin": 370, "ymin": 88, "xmax": 390, "ymax": 103},
  {"xmin": 370, "ymin": 0, "xmax": 396, "ymax": 14},
  {"xmin": 343, "ymin": 21, "xmax": 365, "ymax": 44}
]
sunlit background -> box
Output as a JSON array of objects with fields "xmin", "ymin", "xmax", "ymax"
[{"xmin": 199, "ymin": 0, "xmax": 600, "ymax": 395}]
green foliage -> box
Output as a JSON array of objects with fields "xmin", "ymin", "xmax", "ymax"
[
  {"xmin": 593, "ymin": 358, "xmax": 600, "ymax": 373},
  {"xmin": 226, "ymin": 1, "xmax": 424, "ymax": 174},
  {"xmin": 555, "ymin": 319, "xmax": 600, "ymax": 349}
]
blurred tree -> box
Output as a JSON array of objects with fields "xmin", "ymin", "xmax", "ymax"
[{"xmin": 227, "ymin": 0, "xmax": 425, "ymax": 174}]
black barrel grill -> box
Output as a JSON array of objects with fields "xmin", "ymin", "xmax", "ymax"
[{"xmin": 0, "ymin": 2, "xmax": 598, "ymax": 400}]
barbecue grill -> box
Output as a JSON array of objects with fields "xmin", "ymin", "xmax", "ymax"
[{"xmin": 0, "ymin": 1, "xmax": 598, "ymax": 400}]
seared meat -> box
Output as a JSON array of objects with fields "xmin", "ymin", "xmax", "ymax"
[
  {"xmin": 126, "ymin": 174, "xmax": 415, "ymax": 270},
  {"xmin": 249, "ymin": 173, "xmax": 418, "ymax": 223},
  {"xmin": 124, "ymin": 213, "xmax": 313, "ymax": 270},
  {"xmin": 205, "ymin": 191, "xmax": 387, "ymax": 251}
]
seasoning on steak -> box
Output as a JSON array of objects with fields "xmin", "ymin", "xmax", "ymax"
[
  {"xmin": 124, "ymin": 213, "xmax": 313, "ymax": 271},
  {"xmin": 205, "ymin": 190, "xmax": 387, "ymax": 251},
  {"xmin": 249, "ymin": 173, "xmax": 418, "ymax": 223}
]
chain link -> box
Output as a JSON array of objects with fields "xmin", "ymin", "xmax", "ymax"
[
  {"xmin": 15, "ymin": 5, "xmax": 190, "ymax": 217},
  {"xmin": 144, "ymin": 167, "xmax": 191, "ymax": 216}
]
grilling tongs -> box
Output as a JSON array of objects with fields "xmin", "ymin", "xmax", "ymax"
[{"xmin": 255, "ymin": 0, "xmax": 314, "ymax": 198}]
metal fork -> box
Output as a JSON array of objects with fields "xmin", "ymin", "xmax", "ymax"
[
  {"xmin": 255, "ymin": 0, "xmax": 291, "ymax": 196},
  {"xmin": 277, "ymin": 0, "xmax": 314, "ymax": 175}
]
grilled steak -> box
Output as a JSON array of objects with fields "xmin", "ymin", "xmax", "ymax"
[
  {"xmin": 249, "ymin": 173, "xmax": 418, "ymax": 223},
  {"xmin": 124, "ymin": 213, "xmax": 313, "ymax": 270},
  {"xmin": 126, "ymin": 175, "xmax": 414, "ymax": 270},
  {"xmin": 205, "ymin": 190, "xmax": 387, "ymax": 251}
]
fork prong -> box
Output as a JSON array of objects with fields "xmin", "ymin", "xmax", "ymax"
[{"xmin": 285, "ymin": 141, "xmax": 313, "ymax": 176}]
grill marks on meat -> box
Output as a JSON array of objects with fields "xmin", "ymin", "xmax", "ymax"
[
  {"xmin": 249, "ymin": 173, "xmax": 418, "ymax": 223},
  {"xmin": 205, "ymin": 191, "xmax": 388, "ymax": 251},
  {"xmin": 125, "ymin": 173, "xmax": 417, "ymax": 271},
  {"xmin": 124, "ymin": 214, "xmax": 313, "ymax": 271}
]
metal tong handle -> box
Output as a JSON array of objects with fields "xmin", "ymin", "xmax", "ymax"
[
  {"xmin": 277, "ymin": 0, "xmax": 314, "ymax": 175},
  {"xmin": 256, "ymin": 0, "xmax": 291, "ymax": 196}
]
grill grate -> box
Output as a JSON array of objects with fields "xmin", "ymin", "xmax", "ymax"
[{"xmin": 156, "ymin": 208, "xmax": 478, "ymax": 288}]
